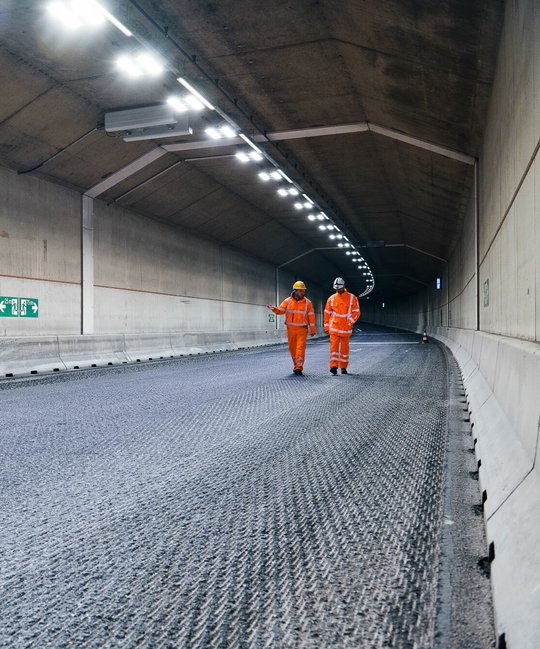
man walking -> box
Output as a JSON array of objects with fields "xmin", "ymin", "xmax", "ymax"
[
  {"xmin": 267, "ymin": 281, "xmax": 316, "ymax": 375},
  {"xmin": 324, "ymin": 277, "xmax": 360, "ymax": 375}
]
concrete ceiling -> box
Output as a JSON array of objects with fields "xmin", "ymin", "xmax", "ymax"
[{"xmin": 0, "ymin": 0, "xmax": 504, "ymax": 299}]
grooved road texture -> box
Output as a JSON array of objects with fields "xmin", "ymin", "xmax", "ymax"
[{"xmin": 0, "ymin": 330, "xmax": 466, "ymax": 648}]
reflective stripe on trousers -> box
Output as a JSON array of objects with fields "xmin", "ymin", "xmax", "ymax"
[{"xmin": 329, "ymin": 333, "xmax": 350, "ymax": 369}]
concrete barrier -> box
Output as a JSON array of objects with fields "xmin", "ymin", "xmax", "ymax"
[
  {"xmin": 428, "ymin": 326, "xmax": 540, "ymax": 649},
  {"xmin": 123, "ymin": 333, "xmax": 176, "ymax": 362},
  {"xmin": 0, "ymin": 336, "xmax": 65, "ymax": 376},
  {"xmin": 59, "ymin": 334, "xmax": 128, "ymax": 369}
]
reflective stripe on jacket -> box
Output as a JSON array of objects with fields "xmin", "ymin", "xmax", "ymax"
[
  {"xmin": 273, "ymin": 296, "xmax": 316, "ymax": 334},
  {"xmin": 324, "ymin": 290, "xmax": 360, "ymax": 335}
]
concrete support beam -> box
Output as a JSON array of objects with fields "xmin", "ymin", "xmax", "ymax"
[{"xmin": 81, "ymin": 195, "xmax": 94, "ymax": 335}]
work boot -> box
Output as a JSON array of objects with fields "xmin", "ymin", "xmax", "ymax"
[
  {"xmin": 293, "ymin": 369, "xmax": 303, "ymax": 375},
  {"xmin": 330, "ymin": 366, "xmax": 338, "ymax": 375},
  {"xmin": 341, "ymin": 368, "xmax": 348, "ymax": 375}
]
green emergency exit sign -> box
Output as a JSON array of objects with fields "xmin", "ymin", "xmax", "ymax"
[
  {"xmin": 0, "ymin": 297, "xmax": 39, "ymax": 318},
  {"xmin": 20, "ymin": 298, "xmax": 39, "ymax": 318}
]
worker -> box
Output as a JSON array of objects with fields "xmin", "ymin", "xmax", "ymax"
[
  {"xmin": 324, "ymin": 277, "xmax": 360, "ymax": 375},
  {"xmin": 266, "ymin": 281, "xmax": 316, "ymax": 375}
]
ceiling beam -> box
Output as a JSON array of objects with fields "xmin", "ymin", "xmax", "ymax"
[{"xmin": 85, "ymin": 121, "xmax": 474, "ymax": 198}]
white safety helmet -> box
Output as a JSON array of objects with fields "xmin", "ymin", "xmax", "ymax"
[{"xmin": 333, "ymin": 277, "xmax": 346, "ymax": 290}]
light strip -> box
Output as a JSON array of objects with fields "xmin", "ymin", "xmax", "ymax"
[
  {"xmin": 177, "ymin": 77, "xmax": 215, "ymax": 110},
  {"xmin": 277, "ymin": 169, "xmax": 293, "ymax": 183},
  {"xmin": 91, "ymin": 0, "xmax": 132, "ymax": 36},
  {"xmin": 238, "ymin": 133, "xmax": 263, "ymax": 154}
]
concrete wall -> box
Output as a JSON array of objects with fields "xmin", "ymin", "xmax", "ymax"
[
  {"xmin": 0, "ymin": 167, "xmax": 81, "ymax": 336},
  {"xmin": 363, "ymin": 3, "xmax": 540, "ymax": 646},
  {"xmin": 0, "ymin": 167, "xmax": 326, "ymax": 338},
  {"xmin": 364, "ymin": 0, "xmax": 539, "ymax": 343}
]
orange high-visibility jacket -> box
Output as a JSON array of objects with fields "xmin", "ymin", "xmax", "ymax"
[
  {"xmin": 273, "ymin": 296, "xmax": 316, "ymax": 335},
  {"xmin": 324, "ymin": 290, "xmax": 360, "ymax": 335}
]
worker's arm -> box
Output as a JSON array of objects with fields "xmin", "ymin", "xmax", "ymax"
[
  {"xmin": 307, "ymin": 302, "xmax": 316, "ymax": 336},
  {"xmin": 266, "ymin": 298, "xmax": 288, "ymax": 315},
  {"xmin": 323, "ymin": 298, "xmax": 332, "ymax": 332},
  {"xmin": 349, "ymin": 296, "xmax": 361, "ymax": 325}
]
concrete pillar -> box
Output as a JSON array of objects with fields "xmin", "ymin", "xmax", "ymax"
[{"xmin": 81, "ymin": 194, "xmax": 94, "ymax": 334}]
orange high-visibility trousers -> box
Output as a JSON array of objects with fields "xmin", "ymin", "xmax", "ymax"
[
  {"xmin": 329, "ymin": 334, "xmax": 350, "ymax": 369},
  {"xmin": 287, "ymin": 326, "xmax": 308, "ymax": 370}
]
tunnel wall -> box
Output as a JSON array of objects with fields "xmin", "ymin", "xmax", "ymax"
[
  {"xmin": 362, "ymin": 2, "xmax": 540, "ymax": 646},
  {"xmin": 0, "ymin": 165, "xmax": 326, "ymax": 340}
]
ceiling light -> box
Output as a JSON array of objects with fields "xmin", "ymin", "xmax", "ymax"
[
  {"xmin": 303, "ymin": 202, "xmax": 311, "ymax": 209},
  {"xmin": 177, "ymin": 77, "xmax": 215, "ymax": 110},
  {"xmin": 344, "ymin": 243, "xmax": 350, "ymax": 247},
  {"xmin": 294, "ymin": 202, "xmax": 303, "ymax": 210},
  {"xmin": 329, "ymin": 234, "xmax": 336, "ymax": 240},
  {"xmin": 219, "ymin": 125, "xmax": 237, "ymax": 138},
  {"xmin": 307, "ymin": 215, "xmax": 317, "ymax": 221},
  {"xmin": 277, "ymin": 188, "xmax": 288, "ymax": 197},
  {"xmin": 302, "ymin": 194, "xmax": 313, "ymax": 205},
  {"xmin": 47, "ymin": 0, "xmax": 131, "ymax": 34},
  {"xmin": 167, "ymin": 96, "xmax": 188, "ymax": 113},
  {"xmin": 346, "ymin": 251, "xmax": 351, "ymax": 256},
  {"xmin": 336, "ymin": 234, "xmax": 343, "ymax": 239},
  {"xmin": 338, "ymin": 243, "xmax": 344, "ymax": 248},
  {"xmin": 319, "ymin": 225, "xmax": 327, "ymax": 230},
  {"xmin": 239, "ymin": 133, "xmax": 263, "ymax": 154},
  {"xmin": 278, "ymin": 169, "xmax": 293, "ymax": 183},
  {"xmin": 320, "ymin": 211, "xmax": 328, "ymax": 219},
  {"xmin": 249, "ymin": 151, "xmax": 263, "ymax": 161},
  {"xmin": 235, "ymin": 151, "xmax": 250, "ymax": 163},
  {"xmin": 116, "ymin": 55, "xmax": 143, "ymax": 77},
  {"xmin": 136, "ymin": 52, "xmax": 164, "ymax": 75},
  {"xmin": 258, "ymin": 172, "xmax": 271, "ymax": 181},
  {"xmin": 205, "ymin": 127, "xmax": 221, "ymax": 140},
  {"xmin": 270, "ymin": 171, "xmax": 281, "ymax": 181},
  {"xmin": 288, "ymin": 188, "xmax": 299, "ymax": 196},
  {"xmin": 316, "ymin": 214, "xmax": 325, "ymax": 221},
  {"xmin": 184, "ymin": 95, "xmax": 205, "ymax": 111}
]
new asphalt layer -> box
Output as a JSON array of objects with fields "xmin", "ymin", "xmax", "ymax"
[{"xmin": 0, "ymin": 326, "xmax": 495, "ymax": 648}]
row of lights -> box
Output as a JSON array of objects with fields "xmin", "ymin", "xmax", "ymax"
[{"xmin": 46, "ymin": 1, "xmax": 375, "ymax": 296}]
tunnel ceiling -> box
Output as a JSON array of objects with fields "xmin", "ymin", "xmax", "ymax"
[{"xmin": 0, "ymin": 0, "xmax": 504, "ymax": 300}]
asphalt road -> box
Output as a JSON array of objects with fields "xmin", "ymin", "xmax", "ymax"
[{"xmin": 0, "ymin": 326, "xmax": 494, "ymax": 648}]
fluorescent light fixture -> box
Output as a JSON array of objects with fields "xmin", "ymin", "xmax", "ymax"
[
  {"xmin": 318, "ymin": 225, "xmax": 326, "ymax": 230},
  {"xmin": 249, "ymin": 151, "xmax": 263, "ymax": 161},
  {"xmin": 220, "ymin": 125, "xmax": 237, "ymax": 138},
  {"xmin": 338, "ymin": 243, "xmax": 344, "ymax": 248},
  {"xmin": 316, "ymin": 214, "xmax": 324, "ymax": 221},
  {"xmin": 238, "ymin": 133, "xmax": 263, "ymax": 154},
  {"xmin": 116, "ymin": 55, "xmax": 143, "ymax": 77},
  {"xmin": 308, "ymin": 214, "xmax": 317, "ymax": 221},
  {"xmin": 205, "ymin": 127, "xmax": 221, "ymax": 140},
  {"xmin": 184, "ymin": 95, "xmax": 205, "ymax": 111},
  {"xmin": 320, "ymin": 211, "xmax": 328, "ymax": 219},
  {"xmin": 303, "ymin": 202, "xmax": 311, "ymax": 209},
  {"xmin": 177, "ymin": 77, "xmax": 215, "ymax": 110},
  {"xmin": 344, "ymin": 243, "xmax": 350, "ymax": 247},
  {"xmin": 278, "ymin": 169, "xmax": 293, "ymax": 183},
  {"xmin": 136, "ymin": 52, "xmax": 164, "ymax": 76},
  {"xmin": 270, "ymin": 171, "xmax": 281, "ymax": 181},
  {"xmin": 302, "ymin": 194, "xmax": 313, "ymax": 204},
  {"xmin": 288, "ymin": 187, "xmax": 299, "ymax": 196},
  {"xmin": 329, "ymin": 234, "xmax": 336, "ymax": 240},
  {"xmin": 277, "ymin": 188, "xmax": 288, "ymax": 197},
  {"xmin": 167, "ymin": 96, "xmax": 188, "ymax": 113},
  {"xmin": 336, "ymin": 234, "xmax": 343, "ymax": 240},
  {"xmin": 258, "ymin": 172, "xmax": 271, "ymax": 182},
  {"xmin": 48, "ymin": 0, "xmax": 131, "ymax": 34},
  {"xmin": 346, "ymin": 251, "xmax": 351, "ymax": 256},
  {"xmin": 294, "ymin": 202, "xmax": 303, "ymax": 210},
  {"xmin": 235, "ymin": 151, "xmax": 250, "ymax": 163},
  {"xmin": 47, "ymin": 2, "xmax": 83, "ymax": 28},
  {"xmin": 94, "ymin": 0, "xmax": 132, "ymax": 35}
]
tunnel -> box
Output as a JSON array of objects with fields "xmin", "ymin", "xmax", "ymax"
[{"xmin": 0, "ymin": 1, "xmax": 538, "ymax": 648}]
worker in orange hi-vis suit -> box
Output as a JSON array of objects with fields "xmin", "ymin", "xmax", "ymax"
[
  {"xmin": 324, "ymin": 277, "xmax": 360, "ymax": 375},
  {"xmin": 266, "ymin": 280, "xmax": 316, "ymax": 375}
]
